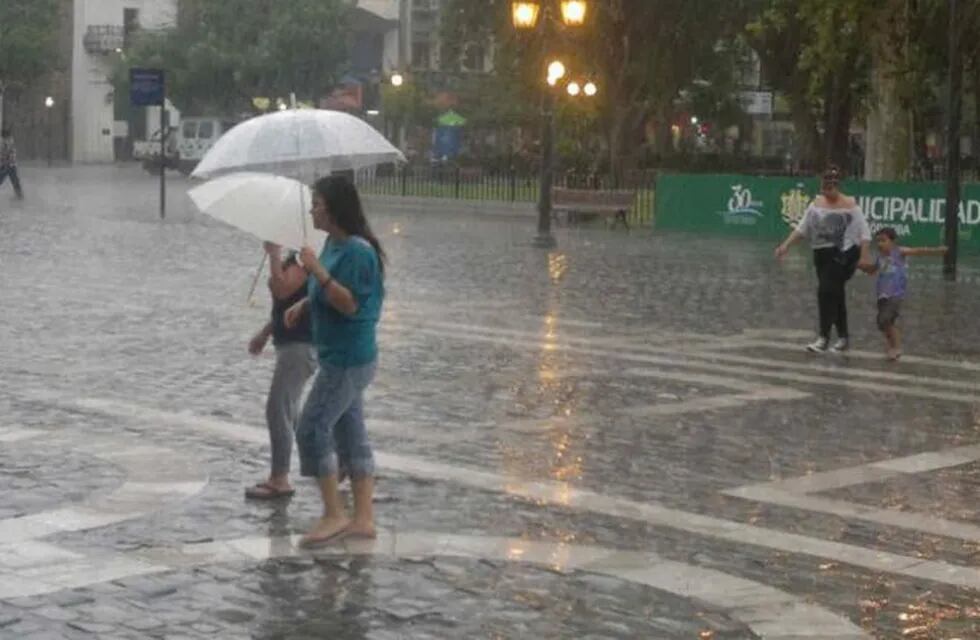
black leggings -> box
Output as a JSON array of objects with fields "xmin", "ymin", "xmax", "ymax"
[{"xmin": 813, "ymin": 246, "xmax": 859, "ymax": 340}]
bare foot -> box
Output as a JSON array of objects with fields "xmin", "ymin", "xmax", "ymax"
[
  {"xmin": 345, "ymin": 521, "xmax": 377, "ymax": 540},
  {"xmin": 299, "ymin": 516, "xmax": 350, "ymax": 548}
]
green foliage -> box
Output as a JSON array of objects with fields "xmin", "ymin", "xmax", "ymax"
[
  {"xmin": 0, "ymin": 0, "xmax": 62, "ymax": 89},
  {"xmin": 452, "ymin": 73, "xmax": 536, "ymax": 130},
  {"xmin": 745, "ymin": 0, "xmax": 870, "ymax": 166},
  {"xmin": 116, "ymin": 0, "xmax": 350, "ymax": 114},
  {"xmin": 440, "ymin": 0, "xmax": 755, "ymax": 168},
  {"xmin": 381, "ymin": 82, "xmax": 437, "ymax": 127}
]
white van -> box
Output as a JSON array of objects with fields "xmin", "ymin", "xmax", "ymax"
[{"xmin": 176, "ymin": 117, "xmax": 237, "ymax": 174}]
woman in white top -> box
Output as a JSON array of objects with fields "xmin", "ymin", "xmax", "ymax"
[{"xmin": 775, "ymin": 166, "xmax": 872, "ymax": 353}]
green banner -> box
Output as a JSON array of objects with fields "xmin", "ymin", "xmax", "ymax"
[{"xmin": 655, "ymin": 173, "xmax": 979, "ymax": 252}]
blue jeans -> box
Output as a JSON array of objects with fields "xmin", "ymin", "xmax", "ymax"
[
  {"xmin": 0, "ymin": 165, "xmax": 23, "ymax": 198},
  {"xmin": 296, "ymin": 360, "xmax": 376, "ymax": 479}
]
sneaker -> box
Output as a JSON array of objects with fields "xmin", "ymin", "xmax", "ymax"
[
  {"xmin": 806, "ymin": 337, "xmax": 829, "ymax": 353},
  {"xmin": 831, "ymin": 338, "xmax": 849, "ymax": 353}
]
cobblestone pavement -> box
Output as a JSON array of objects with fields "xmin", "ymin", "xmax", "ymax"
[{"xmin": 1, "ymin": 165, "xmax": 980, "ymax": 638}]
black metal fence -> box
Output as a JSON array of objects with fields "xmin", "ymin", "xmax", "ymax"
[
  {"xmin": 353, "ymin": 158, "xmax": 980, "ymax": 229},
  {"xmin": 355, "ymin": 165, "xmax": 657, "ymax": 226}
]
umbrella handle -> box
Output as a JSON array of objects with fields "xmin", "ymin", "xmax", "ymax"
[
  {"xmin": 247, "ymin": 252, "xmax": 268, "ymax": 305},
  {"xmin": 299, "ymin": 181, "xmax": 308, "ymax": 243}
]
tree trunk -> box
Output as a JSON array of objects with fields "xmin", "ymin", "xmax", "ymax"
[
  {"xmin": 910, "ymin": 103, "xmax": 928, "ymax": 175},
  {"xmin": 974, "ymin": 62, "xmax": 980, "ymax": 176},
  {"xmin": 607, "ymin": 103, "xmax": 647, "ymax": 179},
  {"xmin": 651, "ymin": 105, "xmax": 673, "ymax": 156},
  {"xmin": 824, "ymin": 85, "xmax": 853, "ymax": 172},
  {"xmin": 864, "ymin": 4, "xmax": 911, "ymax": 181},
  {"xmin": 787, "ymin": 94, "xmax": 821, "ymax": 171}
]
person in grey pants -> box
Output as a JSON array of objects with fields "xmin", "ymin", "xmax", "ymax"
[{"xmin": 245, "ymin": 242, "xmax": 316, "ymax": 499}]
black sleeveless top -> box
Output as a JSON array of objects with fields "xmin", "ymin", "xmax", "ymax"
[{"xmin": 271, "ymin": 261, "xmax": 312, "ymax": 346}]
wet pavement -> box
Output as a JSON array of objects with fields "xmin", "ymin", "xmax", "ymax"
[{"xmin": 1, "ymin": 164, "xmax": 980, "ymax": 638}]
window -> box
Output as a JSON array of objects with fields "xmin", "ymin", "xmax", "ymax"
[
  {"xmin": 182, "ymin": 121, "xmax": 197, "ymax": 139},
  {"xmin": 412, "ymin": 41, "xmax": 431, "ymax": 69},
  {"xmin": 463, "ymin": 44, "xmax": 484, "ymax": 72},
  {"xmin": 197, "ymin": 121, "xmax": 214, "ymax": 139}
]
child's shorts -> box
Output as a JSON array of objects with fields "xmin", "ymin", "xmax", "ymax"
[{"xmin": 876, "ymin": 297, "xmax": 902, "ymax": 331}]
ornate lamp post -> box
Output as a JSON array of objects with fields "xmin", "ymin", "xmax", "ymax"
[{"xmin": 512, "ymin": 0, "xmax": 589, "ymax": 249}]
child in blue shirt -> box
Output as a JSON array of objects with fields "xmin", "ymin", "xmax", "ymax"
[{"xmin": 860, "ymin": 227, "xmax": 946, "ymax": 360}]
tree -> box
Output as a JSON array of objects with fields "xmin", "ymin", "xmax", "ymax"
[
  {"xmin": 863, "ymin": 0, "xmax": 913, "ymax": 180},
  {"xmin": 746, "ymin": 0, "xmax": 871, "ymax": 172},
  {"xmin": 747, "ymin": 0, "xmax": 980, "ymax": 179},
  {"xmin": 850, "ymin": 1, "xmax": 980, "ymax": 180},
  {"xmin": 117, "ymin": 0, "xmax": 351, "ymax": 115},
  {"xmin": 0, "ymin": 0, "xmax": 62, "ymax": 127},
  {"xmin": 581, "ymin": 0, "xmax": 740, "ymax": 171},
  {"xmin": 441, "ymin": 0, "xmax": 754, "ymax": 174}
]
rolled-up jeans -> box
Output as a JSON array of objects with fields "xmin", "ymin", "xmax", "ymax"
[{"xmin": 296, "ymin": 360, "xmax": 376, "ymax": 479}]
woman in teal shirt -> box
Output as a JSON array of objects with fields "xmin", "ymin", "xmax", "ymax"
[{"xmin": 285, "ymin": 175, "xmax": 385, "ymax": 547}]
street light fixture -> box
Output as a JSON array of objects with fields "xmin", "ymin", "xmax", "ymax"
[
  {"xmin": 391, "ymin": 73, "xmax": 404, "ymax": 87},
  {"xmin": 583, "ymin": 81, "xmax": 597, "ymax": 97},
  {"xmin": 512, "ymin": 1, "xmax": 541, "ymax": 29},
  {"xmin": 547, "ymin": 60, "xmax": 566, "ymax": 85},
  {"xmin": 567, "ymin": 81, "xmax": 581, "ymax": 97},
  {"xmin": 560, "ymin": 0, "xmax": 587, "ymax": 26}
]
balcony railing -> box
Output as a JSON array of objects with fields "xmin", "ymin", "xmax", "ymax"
[{"xmin": 83, "ymin": 25, "xmax": 125, "ymax": 54}]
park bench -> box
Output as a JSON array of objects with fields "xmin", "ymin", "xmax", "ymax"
[{"xmin": 552, "ymin": 187, "xmax": 635, "ymax": 229}]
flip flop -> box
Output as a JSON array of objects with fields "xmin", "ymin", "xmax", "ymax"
[
  {"xmin": 244, "ymin": 482, "xmax": 295, "ymax": 500},
  {"xmin": 299, "ymin": 524, "xmax": 352, "ymax": 549}
]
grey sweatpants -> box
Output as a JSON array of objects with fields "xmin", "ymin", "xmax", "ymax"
[{"xmin": 266, "ymin": 342, "xmax": 316, "ymax": 476}]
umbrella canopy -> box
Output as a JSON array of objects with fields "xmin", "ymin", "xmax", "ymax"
[
  {"xmin": 189, "ymin": 172, "xmax": 326, "ymax": 252},
  {"xmin": 191, "ymin": 109, "xmax": 405, "ymax": 180}
]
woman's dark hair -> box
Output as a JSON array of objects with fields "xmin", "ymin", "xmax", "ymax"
[
  {"xmin": 875, "ymin": 227, "xmax": 898, "ymax": 241},
  {"xmin": 314, "ymin": 175, "xmax": 386, "ymax": 275},
  {"xmin": 822, "ymin": 164, "xmax": 842, "ymax": 184}
]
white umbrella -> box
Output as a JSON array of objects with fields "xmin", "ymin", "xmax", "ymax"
[
  {"xmin": 189, "ymin": 172, "xmax": 326, "ymax": 252},
  {"xmin": 191, "ymin": 109, "xmax": 405, "ymax": 181}
]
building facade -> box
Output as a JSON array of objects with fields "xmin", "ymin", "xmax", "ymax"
[
  {"xmin": 3, "ymin": 0, "xmax": 178, "ymax": 164},
  {"xmin": 71, "ymin": 0, "xmax": 177, "ymax": 163}
]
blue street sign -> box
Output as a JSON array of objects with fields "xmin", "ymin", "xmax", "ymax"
[{"xmin": 130, "ymin": 68, "xmax": 165, "ymax": 107}]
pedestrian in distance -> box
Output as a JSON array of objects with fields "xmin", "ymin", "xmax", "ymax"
[
  {"xmin": 859, "ymin": 227, "xmax": 947, "ymax": 361},
  {"xmin": 775, "ymin": 165, "xmax": 873, "ymax": 353},
  {"xmin": 245, "ymin": 242, "xmax": 317, "ymax": 500},
  {"xmin": 0, "ymin": 128, "xmax": 24, "ymax": 201},
  {"xmin": 284, "ymin": 175, "xmax": 385, "ymax": 547}
]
